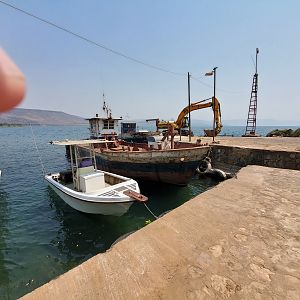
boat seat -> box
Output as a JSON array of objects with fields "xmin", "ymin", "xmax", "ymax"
[
  {"xmin": 80, "ymin": 172, "xmax": 106, "ymax": 193},
  {"xmin": 77, "ymin": 166, "xmax": 95, "ymax": 176},
  {"xmin": 79, "ymin": 159, "xmax": 93, "ymax": 168}
]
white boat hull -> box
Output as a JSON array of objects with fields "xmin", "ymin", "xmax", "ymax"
[
  {"xmin": 45, "ymin": 172, "xmax": 139, "ymax": 216},
  {"xmin": 48, "ymin": 183, "xmax": 133, "ymax": 216}
]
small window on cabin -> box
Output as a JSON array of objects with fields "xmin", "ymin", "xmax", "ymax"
[
  {"xmin": 108, "ymin": 121, "xmax": 115, "ymax": 129},
  {"xmin": 103, "ymin": 120, "xmax": 109, "ymax": 129}
]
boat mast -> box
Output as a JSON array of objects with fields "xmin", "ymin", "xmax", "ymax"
[{"xmin": 102, "ymin": 93, "xmax": 112, "ymax": 118}]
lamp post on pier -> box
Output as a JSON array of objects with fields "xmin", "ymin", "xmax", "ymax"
[
  {"xmin": 205, "ymin": 67, "xmax": 218, "ymax": 143},
  {"xmin": 187, "ymin": 72, "xmax": 191, "ymax": 142}
]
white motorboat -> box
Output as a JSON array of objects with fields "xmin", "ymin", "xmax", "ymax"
[{"xmin": 46, "ymin": 139, "xmax": 147, "ymax": 216}]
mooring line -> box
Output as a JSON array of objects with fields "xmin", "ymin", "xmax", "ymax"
[
  {"xmin": 30, "ymin": 124, "xmax": 46, "ymax": 176},
  {"xmin": 143, "ymin": 202, "xmax": 158, "ymax": 219}
]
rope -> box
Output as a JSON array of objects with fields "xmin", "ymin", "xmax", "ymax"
[
  {"xmin": 30, "ymin": 124, "xmax": 46, "ymax": 176},
  {"xmin": 143, "ymin": 202, "xmax": 158, "ymax": 219},
  {"xmin": 206, "ymin": 146, "xmax": 212, "ymax": 158}
]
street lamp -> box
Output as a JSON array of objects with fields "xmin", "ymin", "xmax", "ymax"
[
  {"xmin": 205, "ymin": 67, "xmax": 218, "ymax": 142},
  {"xmin": 187, "ymin": 72, "xmax": 191, "ymax": 142}
]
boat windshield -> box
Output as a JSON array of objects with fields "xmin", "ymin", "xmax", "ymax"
[{"xmin": 146, "ymin": 136, "xmax": 156, "ymax": 142}]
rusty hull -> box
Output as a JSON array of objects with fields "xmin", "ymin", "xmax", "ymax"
[{"xmin": 92, "ymin": 146, "xmax": 209, "ymax": 185}]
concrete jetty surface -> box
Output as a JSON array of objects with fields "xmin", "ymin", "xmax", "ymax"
[
  {"xmin": 179, "ymin": 136, "xmax": 300, "ymax": 152},
  {"xmin": 208, "ymin": 136, "xmax": 300, "ymax": 151},
  {"xmin": 23, "ymin": 165, "xmax": 300, "ymax": 299}
]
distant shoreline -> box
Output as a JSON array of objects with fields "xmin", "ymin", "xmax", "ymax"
[
  {"xmin": 0, "ymin": 123, "xmax": 87, "ymax": 127},
  {"xmin": 0, "ymin": 123, "xmax": 25, "ymax": 127}
]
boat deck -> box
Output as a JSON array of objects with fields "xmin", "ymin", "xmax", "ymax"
[
  {"xmin": 62, "ymin": 182, "xmax": 112, "ymax": 192},
  {"xmin": 99, "ymin": 146, "xmax": 148, "ymax": 152}
]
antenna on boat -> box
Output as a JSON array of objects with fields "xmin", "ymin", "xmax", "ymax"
[
  {"xmin": 102, "ymin": 93, "xmax": 112, "ymax": 118},
  {"xmin": 102, "ymin": 92, "xmax": 106, "ymax": 114},
  {"xmin": 30, "ymin": 123, "xmax": 46, "ymax": 176}
]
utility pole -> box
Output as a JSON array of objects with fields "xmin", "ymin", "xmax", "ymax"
[{"xmin": 187, "ymin": 72, "xmax": 191, "ymax": 142}]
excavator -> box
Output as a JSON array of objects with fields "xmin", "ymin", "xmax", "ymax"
[{"xmin": 147, "ymin": 97, "xmax": 222, "ymax": 136}]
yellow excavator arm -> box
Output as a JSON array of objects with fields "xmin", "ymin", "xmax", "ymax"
[{"xmin": 155, "ymin": 97, "xmax": 222, "ymax": 135}]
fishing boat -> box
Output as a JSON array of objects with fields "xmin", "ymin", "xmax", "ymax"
[
  {"xmin": 82, "ymin": 101, "xmax": 210, "ymax": 185},
  {"xmin": 93, "ymin": 144, "xmax": 209, "ymax": 185},
  {"xmin": 86, "ymin": 99, "xmax": 122, "ymax": 140},
  {"xmin": 46, "ymin": 139, "xmax": 147, "ymax": 216},
  {"xmin": 79, "ymin": 126, "xmax": 210, "ymax": 185}
]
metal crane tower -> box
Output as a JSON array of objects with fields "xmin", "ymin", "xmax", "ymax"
[{"xmin": 243, "ymin": 48, "xmax": 259, "ymax": 137}]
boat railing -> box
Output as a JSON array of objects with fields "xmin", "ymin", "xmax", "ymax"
[
  {"xmin": 104, "ymin": 173, "xmax": 126, "ymax": 186},
  {"xmin": 174, "ymin": 141, "xmax": 209, "ymax": 149}
]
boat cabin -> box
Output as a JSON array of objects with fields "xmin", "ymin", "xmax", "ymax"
[
  {"xmin": 120, "ymin": 122, "xmax": 137, "ymax": 137},
  {"xmin": 87, "ymin": 114, "xmax": 122, "ymax": 140}
]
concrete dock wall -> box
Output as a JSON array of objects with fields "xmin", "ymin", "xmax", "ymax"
[
  {"xmin": 212, "ymin": 145, "xmax": 300, "ymax": 170},
  {"xmin": 22, "ymin": 166, "xmax": 300, "ymax": 299}
]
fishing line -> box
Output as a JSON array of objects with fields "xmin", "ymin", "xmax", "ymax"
[{"xmin": 29, "ymin": 124, "xmax": 46, "ymax": 176}]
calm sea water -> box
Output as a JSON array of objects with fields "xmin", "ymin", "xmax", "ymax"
[
  {"xmin": 0, "ymin": 124, "xmax": 297, "ymax": 298},
  {"xmin": 0, "ymin": 125, "xmax": 221, "ymax": 299},
  {"xmin": 193, "ymin": 125, "xmax": 299, "ymax": 137},
  {"xmin": 140, "ymin": 124, "xmax": 299, "ymax": 137}
]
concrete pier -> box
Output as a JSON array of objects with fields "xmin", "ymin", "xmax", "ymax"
[
  {"xmin": 196, "ymin": 136, "xmax": 300, "ymax": 152},
  {"xmin": 23, "ymin": 165, "xmax": 300, "ymax": 299},
  {"xmin": 182, "ymin": 136, "xmax": 300, "ymax": 171}
]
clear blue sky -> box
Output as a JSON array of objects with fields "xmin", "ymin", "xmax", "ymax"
[{"xmin": 1, "ymin": 0, "xmax": 299, "ymax": 124}]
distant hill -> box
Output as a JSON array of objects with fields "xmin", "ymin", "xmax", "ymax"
[{"xmin": 0, "ymin": 108, "xmax": 88, "ymax": 125}]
